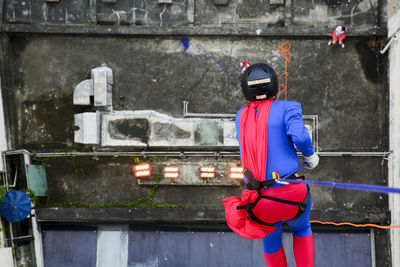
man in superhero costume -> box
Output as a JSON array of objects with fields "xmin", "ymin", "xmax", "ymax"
[
  {"xmin": 328, "ymin": 26, "xmax": 347, "ymax": 48},
  {"xmin": 223, "ymin": 63, "xmax": 319, "ymax": 267}
]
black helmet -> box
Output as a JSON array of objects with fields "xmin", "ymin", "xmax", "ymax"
[{"xmin": 241, "ymin": 63, "xmax": 278, "ymax": 101}]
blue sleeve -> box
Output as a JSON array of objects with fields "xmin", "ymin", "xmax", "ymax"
[
  {"xmin": 235, "ymin": 106, "xmax": 245, "ymax": 141},
  {"xmin": 284, "ymin": 102, "xmax": 314, "ymax": 157}
]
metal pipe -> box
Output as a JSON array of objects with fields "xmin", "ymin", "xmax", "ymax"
[
  {"xmin": 33, "ymin": 151, "xmax": 237, "ymax": 157},
  {"xmin": 32, "ymin": 150, "xmax": 390, "ymax": 158},
  {"xmin": 3, "ymin": 149, "xmax": 31, "ymax": 156},
  {"xmin": 380, "ymin": 34, "xmax": 397, "ymax": 54},
  {"xmin": 316, "ymin": 151, "xmax": 390, "ymax": 157},
  {"xmin": 12, "ymin": 235, "xmax": 33, "ymax": 242}
]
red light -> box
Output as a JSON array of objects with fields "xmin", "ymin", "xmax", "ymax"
[
  {"xmin": 200, "ymin": 172, "xmax": 215, "ymax": 178},
  {"xmin": 200, "ymin": 166, "xmax": 215, "ymax": 172},
  {"xmin": 134, "ymin": 163, "xmax": 151, "ymax": 178},
  {"xmin": 229, "ymin": 166, "xmax": 243, "ymax": 180},
  {"xmin": 200, "ymin": 166, "xmax": 215, "ymax": 179},
  {"xmin": 163, "ymin": 166, "xmax": 180, "ymax": 179}
]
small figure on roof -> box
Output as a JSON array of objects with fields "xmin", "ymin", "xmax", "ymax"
[
  {"xmin": 328, "ymin": 26, "xmax": 347, "ymax": 48},
  {"xmin": 223, "ymin": 63, "xmax": 319, "ymax": 266},
  {"xmin": 240, "ymin": 61, "xmax": 251, "ymax": 73}
]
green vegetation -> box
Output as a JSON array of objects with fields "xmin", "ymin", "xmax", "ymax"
[
  {"xmin": 343, "ymin": 203, "xmax": 353, "ymax": 211},
  {"xmin": 0, "ymin": 187, "xmax": 6, "ymax": 200},
  {"xmin": 81, "ymin": 19, "xmax": 91, "ymax": 26},
  {"xmin": 23, "ymin": 189, "xmax": 40, "ymax": 205},
  {"xmin": 41, "ymin": 175, "xmax": 194, "ymax": 209}
]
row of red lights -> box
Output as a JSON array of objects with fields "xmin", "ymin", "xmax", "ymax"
[{"xmin": 133, "ymin": 163, "xmax": 244, "ymax": 180}]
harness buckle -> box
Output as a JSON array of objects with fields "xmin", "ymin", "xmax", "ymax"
[
  {"xmin": 272, "ymin": 172, "xmax": 280, "ymax": 180},
  {"xmin": 273, "ymin": 172, "xmax": 289, "ymax": 185},
  {"xmin": 276, "ymin": 180, "xmax": 289, "ymax": 185}
]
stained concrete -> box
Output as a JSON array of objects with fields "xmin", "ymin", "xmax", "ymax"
[
  {"xmin": 31, "ymin": 155, "xmax": 388, "ymax": 224},
  {"xmin": 7, "ymin": 35, "xmax": 387, "ymax": 152},
  {"xmin": 2, "ymin": 0, "xmax": 383, "ymax": 31}
]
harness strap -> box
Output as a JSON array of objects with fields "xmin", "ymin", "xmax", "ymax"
[
  {"xmin": 237, "ymin": 168, "xmax": 310, "ymax": 225},
  {"xmin": 237, "ymin": 189, "xmax": 277, "ymax": 226},
  {"xmin": 244, "ymin": 168, "xmax": 279, "ymax": 190},
  {"xmin": 288, "ymin": 186, "xmax": 310, "ymax": 222}
]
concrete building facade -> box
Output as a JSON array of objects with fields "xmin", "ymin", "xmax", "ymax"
[{"xmin": 0, "ymin": 0, "xmax": 396, "ymax": 266}]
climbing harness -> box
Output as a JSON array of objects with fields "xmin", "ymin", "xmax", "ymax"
[{"xmin": 237, "ymin": 168, "xmax": 311, "ymax": 226}]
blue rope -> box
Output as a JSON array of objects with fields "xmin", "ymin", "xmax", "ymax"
[
  {"xmin": 281, "ymin": 178, "xmax": 400, "ymax": 194},
  {"xmin": 279, "ymin": 164, "xmax": 400, "ymax": 194}
]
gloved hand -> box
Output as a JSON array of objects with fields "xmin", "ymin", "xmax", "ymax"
[{"xmin": 303, "ymin": 152, "xmax": 319, "ymax": 169}]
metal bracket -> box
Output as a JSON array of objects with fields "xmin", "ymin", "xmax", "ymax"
[{"xmin": 1, "ymin": 150, "xmax": 31, "ymax": 188}]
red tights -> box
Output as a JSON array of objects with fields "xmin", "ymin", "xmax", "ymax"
[{"xmin": 263, "ymin": 235, "xmax": 314, "ymax": 267}]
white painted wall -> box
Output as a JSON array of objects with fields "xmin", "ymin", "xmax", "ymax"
[
  {"xmin": 0, "ymin": 248, "xmax": 14, "ymax": 267},
  {"xmin": 96, "ymin": 225, "xmax": 128, "ymax": 267},
  {"xmin": 388, "ymin": 8, "xmax": 400, "ymax": 267}
]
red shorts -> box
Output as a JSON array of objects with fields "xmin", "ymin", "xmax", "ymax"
[{"xmin": 331, "ymin": 31, "xmax": 346, "ymax": 42}]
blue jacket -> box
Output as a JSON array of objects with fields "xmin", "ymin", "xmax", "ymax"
[{"xmin": 235, "ymin": 100, "xmax": 314, "ymax": 181}]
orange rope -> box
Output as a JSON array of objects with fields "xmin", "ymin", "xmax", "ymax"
[
  {"xmin": 277, "ymin": 40, "xmax": 292, "ymax": 100},
  {"xmin": 311, "ymin": 220, "xmax": 400, "ymax": 229}
]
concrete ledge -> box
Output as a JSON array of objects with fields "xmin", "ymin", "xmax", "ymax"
[
  {"xmin": 36, "ymin": 207, "xmax": 389, "ymax": 224},
  {"xmin": 36, "ymin": 206, "xmax": 226, "ymax": 224},
  {"xmin": 0, "ymin": 24, "xmax": 386, "ymax": 37}
]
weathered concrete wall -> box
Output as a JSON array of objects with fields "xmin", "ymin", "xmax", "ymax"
[
  {"xmin": 34, "ymin": 155, "xmax": 388, "ymax": 222},
  {"xmin": 2, "ymin": 0, "xmax": 384, "ymax": 33},
  {"xmin": 4, "ymin": 22, "xmax": 388, "ymax": 227},
  {"xmin": 7, "ymin": 36, "xmax": 386, "ymax": 152},
  {"xmin": 0, "ymin": 0, "xmax": 391, "ymax": 266},
  {"xmin": 293, "ymin": 0, "xmax": 380, "ymax": 29}
]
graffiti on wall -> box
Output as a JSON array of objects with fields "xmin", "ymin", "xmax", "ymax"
[
  {"xmin": 277, "ymin": 40, "xmax": 292, "ymax": 100},
  {"xmin": 180, "ymin": 37, "xmax": 292, "ymax": 100},
  {"xmin": 180, "ymin": 37, "xmax": 241, "ymax": 74}
]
